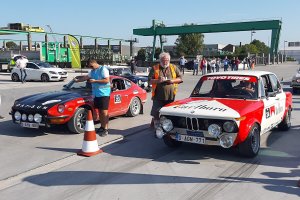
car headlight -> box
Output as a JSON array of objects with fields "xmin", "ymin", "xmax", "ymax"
[
  {"xmin": 57, "ymin": 104, "xmax": 65, "ymax": 113},
  {"xmin": 223, "ymin": 121, "xmax": 236, "ymax": 133},
  {"xmin": 219, "ymin": 134, "xmax": 234, "ymax": 148},
  {"xmin": 21, "ymin": 114, "xmax": 27, "ymax": 121},
  {"xmin": 208, "ymin": 124, "xmax": 221, "ymax": 138},
  {"xmin": 14, "ymin": 111, "xmax": 21, "ymax": 120},
  {"xmin": 143, "ymin": 82, "xmax": 148, "ymax": 87},
  {"xmin": 28, "ymin": 114, "xmax": 34, "ymax": 122},
  {"xmin": 34, "ymin": 114, "xmax": 42, "ymax": 123},
  {"xmin": 138, "ymin": 80, "xmax": 142, "ymax": 85},
  {"xmin": 49, "ymin": 71, "xmax": 57, "ymax": 74},
  {"xmin": 160, "ymin": 116, "xmax": 173, "ymax": 132}
]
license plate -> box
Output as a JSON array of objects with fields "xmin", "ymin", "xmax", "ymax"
[
  {"xmin": 21, "ymin": 122, "xmax": 39, "ymax": 129},
  {"xmin": 176, "ymin": 134, "xmax": 205, "ymax": 144}
]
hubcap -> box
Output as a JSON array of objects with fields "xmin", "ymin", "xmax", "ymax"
[
  {"xmin": 76, "ymin": 112, "xmax": 87, "ymax": 130},
  {"xmin": 132, "ymin": 99, "xmax": 140, "ymax": 115},
  {"xmin": 251, "ymin": 127, "xmax": 259, "ymax": 153}
]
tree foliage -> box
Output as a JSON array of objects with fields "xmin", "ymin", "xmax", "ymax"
[
  {"xmin": 175, "ymin": 24, "xmax": 204, "ymax": 57},
  {"xmin": 6, "ymin": 41, "xmax": 18, "ymax": 49},
  {"xmin": 235, "ymin": 39, "xmax": 269, "ymax": 56}
]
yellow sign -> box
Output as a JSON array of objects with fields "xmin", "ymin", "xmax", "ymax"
[{"xmin": 67, "ymin": 35, "xmax": 81, "ymax": 68}]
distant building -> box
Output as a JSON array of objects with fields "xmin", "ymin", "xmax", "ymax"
[{"xmin": 279, "ymin": 41, "xmax": 300, "ymax": 62}]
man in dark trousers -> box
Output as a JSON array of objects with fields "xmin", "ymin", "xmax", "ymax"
[{"xmin": 148, "ymin": 52, "xmax": 182, "ymax": 132}]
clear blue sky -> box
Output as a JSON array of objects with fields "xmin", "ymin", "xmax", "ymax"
[{"xmin": 0, "ymin": 0, "xmax": 299, "ymax": 49}]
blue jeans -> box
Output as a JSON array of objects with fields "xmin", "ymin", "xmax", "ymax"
[{"xmin": 20, "ymin": 68, "xmax": 27, "ymax": 82}]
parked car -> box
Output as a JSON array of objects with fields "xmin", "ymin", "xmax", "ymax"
[
  {"xmin": 108, "ymin": 66, "xmax": 151, "ymax": 92},
  {"xmin": 290, "ymin": 67, "xmax": 300, "ymax": 94},
  {"xmin": 156, "ymin": 71, "xmax": 292, "ymax": 157},
  {"xmin": 10, "ymin": 75, "xmax": 147, "ymax": 134},
  {"xmin": 11, "ymin": 61, "xmax": 68, "ymax": 82}
]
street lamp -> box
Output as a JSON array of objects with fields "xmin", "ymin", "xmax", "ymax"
[
  {"xmin": 284, "ymin": 40, "xmax": 288, "ymax": 61},
  {"xmin": 250, "ymin": 31, "xmax": 256, "ymax": 43}
]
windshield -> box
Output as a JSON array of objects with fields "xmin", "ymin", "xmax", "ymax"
[
  {"xmin": 109, "ymin": 68, "xmax": 132, "ymax": 76},
  {"xmin": 191, "ymin": 75, "xmax": 258, "ymax": 100},
  {"xmin": 36, "ymin": 62, "xmax": 53, "ymax": 68},
  {"xmin": 63, "ymin": 79, "xmax": 92, "ymax": 90}
]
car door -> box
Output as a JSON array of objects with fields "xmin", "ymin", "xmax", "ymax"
[
  {"xmin": 269, "ymin": 74, "xmax": 286, "ymax": 124},
  {"xmin": 26, "ymin": 62, "xmax": 40, "ymax": 80},
  {"xmin": 109, "ymin": 78, "xmax": 130, "ymax": 115},
  {"xmin": 260, "ymin": 74, "xmax": 282, "ymax": 133}
]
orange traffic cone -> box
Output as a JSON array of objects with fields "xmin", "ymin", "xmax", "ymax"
[{"xmin": 77, "ymin": 110, "xmax": 102, "ymax": 157}]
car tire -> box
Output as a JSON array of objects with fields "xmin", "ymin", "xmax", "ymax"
[
  {"xmin": 41, "ymin": 73, "xmax": 50, "ymax": 82},
  {"xmin": 126, "ymin": 97, "xmax": 141, "ymax": 117},
  {"xmin": 11, "ymin": 73, "xmax": 20, "ymax": 82},
  {"xmin": 163, "ymin": 134, "xmax": 182, "ymax": 148},
  {"xmin": 278, "ymin": 107, "xmax": 291, "ymax": 131},
  {"xmin": 67, "ymin": 107, "xmax": 88, "ymax": 134},
  {"xmin": 238, "ymin": 123, "xmax": 260, "ymax": 157}
]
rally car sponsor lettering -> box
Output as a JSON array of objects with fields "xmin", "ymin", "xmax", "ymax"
[
  {"xmin": 114, "ymin": 95, "xmax": 121, "ymax": 104},
  {"xmin": 16, "ymin": 103, "xmax": 48, "ymax": 110},
  {"xmin": 173, "ymin": 104, "xmax": 227, "ymax": 112},
  {"xmin": 207, "ymin": 76, "xmax": 251, "ymax": 81},
  {"xmin": 265, "ymin": 103, "xmax": 284, "ymax": 119}
]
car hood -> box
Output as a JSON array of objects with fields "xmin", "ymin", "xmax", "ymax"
[
  {"xmin": 160, "ymin": 97, "xmax": 261, "ymax": 119},
  {"xmin": 43, "ymin": 67, "xmax": 66, "ymax": 72},
  {"xmin": 123, "ymin": 74, "xmax": 148, "ymax": 81},
  {"xmin": 13, "ymin": 91, "xmax": 81, "ymax": 110}
]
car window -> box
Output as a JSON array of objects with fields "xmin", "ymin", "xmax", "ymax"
[
  {"xmin": 191, "ymin": 75, "xmax": 258, "ymax": 99},
  {"xmin": 36, "ymin": 62, "xmax": 53, "ymax": 68},
  {"xmin": 26, "ymin": 63, "xmax": 39, "ymax": 69},
  {"xmin": 269, "ymin": 74, "xmax": 281, "ymax": 93},
  {"xmin": 125, "ymin": 80, "xmax": 132, "ymax": 89},
  {"xmin": 64, "ymin": 80, "xmax": 91, "ymax": 90},
  {"xmin": 111, "ymin": 79, "xmax": 126, "ymax": 91}
]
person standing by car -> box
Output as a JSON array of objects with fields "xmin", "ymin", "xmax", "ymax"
[
  {"xmin": 179, "ymin": 56, "xmax": 187, "ymax": 75},
  {"xmin": 74, "ymin": 59, "xmax": 111, "ymax": 136},
  {"xmin": 193, "ymin": 57, "xmax": 199, "ymax": 75},
  {"xmin": 15, "ymin": 55, "xmax": 28, "ymax": 83},
  {"xmin": 148, "ymin": 52, "xmax": 182, "ymax": 131},
  {"xmin": 130, "ymin": 58, "xmax": 137, "ymax": 74},
  {"xmin": 200, "ymin": 57, "xmax": 207, "ymax": 75}
]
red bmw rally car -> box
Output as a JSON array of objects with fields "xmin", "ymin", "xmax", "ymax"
[
  {"xmin": 156, "ymin": 71, "xmax": 292, "ymax": 157},
  {"xmin": 10, "ymin": 75, "xmax": 147, "ymax": 134}
]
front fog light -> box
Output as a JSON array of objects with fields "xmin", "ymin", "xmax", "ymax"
[
  {"xmin": 34, "ymin": 114, "xmax": 42, "ymax": 123},
  {"xmin": 143, "ymin": 82, "xmax": 148, "ymax": 87},
  {"xmin": 156, "ymin": 127, "xmax": 165, "ymax": 139},
  {"xmin": 219, "ymin": 134, "xmax": 234, "ymax": 148},
  {"xmin": 14, "ymin": 111, "xmax": 21, "ymax": 120},
  {"xmin": 28, "ymin": 114, "xmax": 34, "ymax": 122},
  {"xmin": 208, "ymin": 124, "xmax": 221, "ymax": 138},
  {"xmin": 160, "ymin": 116, "xmax": 173, "ymax": 132},
  {"xmin": 21, "ymin": 114, "xmax": 27, "ymax": 121},
  {"xmin": 223, "ymin": 121, "xmax": 235, "ymax": 132}
]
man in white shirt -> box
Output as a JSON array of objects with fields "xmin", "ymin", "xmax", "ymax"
[{"xmin": 15, "ymin": 56, "xmax": 28, "ymax": 83}]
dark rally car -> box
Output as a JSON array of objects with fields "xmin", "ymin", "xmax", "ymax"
[
  {"xmin": 108, "ymin": 66, "xmax": 151, "ymax": 92},
  {"xmin": 10, "ymin": 75, "xmax": 147, "ymax": 134}
]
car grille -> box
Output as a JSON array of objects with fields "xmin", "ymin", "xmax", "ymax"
[
  {"xmin": 165, "ymin": 116, "xmax": 232, "ymax": 131},
  {"xmin": 58, "ymin": 72, "xmax": 67, "ymax": 75}
]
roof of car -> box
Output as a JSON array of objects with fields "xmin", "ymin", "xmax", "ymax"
[{"xmin": 205, "ymin": 70, "xmax": 275, "ymax": 78}]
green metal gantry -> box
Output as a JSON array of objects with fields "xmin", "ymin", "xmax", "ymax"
[{"xmin": 133, "ymin": 19, "xmax": 282, "ymax": 61}]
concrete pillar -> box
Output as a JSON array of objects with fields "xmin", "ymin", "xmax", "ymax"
[
  {"xmin": 268, "ymin": 53, "xmax": 271, "ymax": 65},
  {"xmin": 277, "ymin": 54, "xmax": 279, "ymax": 64},
  {"xmin": 63, "ymin": 36, "xmax": 67, "ymax": 48},
  {"xmin": 27, "ymin": 33, "xmax": 32, "ymax": 51},
  {"xmin": 3, "ymin": 40, "xmax": 6, "ymax": 50},
  {"xmin": 281, "ymin": 54, "xmax": 284, "ymax": 63},
  {"xmin": 94, "ymin": 38, "xmax": 98, "ymax": 50},
  {"xmin": 80, "ymin": 37, "xmax": 83, "ymax": 49},
  {"xmin": 119, "ymin": 41, "xmax": 122, "ymax": 55},
  {"xmin": 19, "ymin": 41, "xmax": 22, "ymax": 51}
]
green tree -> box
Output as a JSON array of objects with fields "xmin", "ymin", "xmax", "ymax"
[
  {"xmin": 136, "ymin": 48, "xmax": 146, "ymax": 61},
  {"xmin": 175, "ymin": 24, "xmax": 204, "ymax": 57},
  {"xmin": 250, "ymin": 39, "xmax": 269, "ymax": 54},
  {"xmin": 235, "ymin": 39, "xmax": 269, "ymax": 56},
  {"xmin": 6, "ymin": 41, "xmax": 17, "ymax": 49}
]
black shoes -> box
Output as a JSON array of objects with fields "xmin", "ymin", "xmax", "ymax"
[{"xmin": 97, "ymin": 127, "xmax": 108, "ymax": 137}]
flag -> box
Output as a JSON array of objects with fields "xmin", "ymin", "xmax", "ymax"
[{"xmin": 67, "ymin": 35, "xmax": 81, "ymax": 68}]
